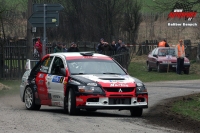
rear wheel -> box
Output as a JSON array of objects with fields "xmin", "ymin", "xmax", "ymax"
[
  {"xmin": 68, "ymin": 88, "xmax": 79, "ymax": 115},
  {"xmin": 24, "ymin": 86, "xmax": 41, "ymax": 110},
  {"xmin": 130, "ymin": 108, "xmax": 143, "ymax": 117}
]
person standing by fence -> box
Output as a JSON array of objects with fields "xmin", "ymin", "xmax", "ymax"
[
  {"xmin": 53, "ymin": 42, "xmax": 63, "ymax": 53},
  {"xmin": 158, "ymin": 39, "xmax": 169, "ymax": 47},
  {"xmin": 34, "ymin": 38, "xmax": 43, "ymax": 59},
  {"xmin": 175, "ymin": 39, "xmax": 185, "ymax": 75}
]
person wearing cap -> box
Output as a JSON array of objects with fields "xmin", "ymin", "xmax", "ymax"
[
  {"xmin": 158, "ymin": 39, "xmax": 169, "ymax": 47},
  {"xmin": 175, "ymin": 39, "xmax": 185, "ymax": 75},
  {"xmin": 53, "ymin": 42, "xmax": 63, "ymax": 53}
]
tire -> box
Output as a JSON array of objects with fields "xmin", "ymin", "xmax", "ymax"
[
  {"xmin": 130, "ymin": 108, "xmax": 143, "ymax": 117},
  {"xmin": 68, "ymin": 88, "xmax": 79, "ymax": 115},
  {"xmin": 24, "ymin": 86, "xmax": 41, "ymax": 110},
  {"xmin": 147, "ymin": 63, "xmax": 152, "ymax": 72},
  {"xmin": 157, "ymin": 63, "xmax": 161, "ymax": 72},
  {"xmin": 184, "ymin": 69, "xmax": 189, "ymax": 74},
  {"xmin": 63, "ymin": 96, "xmax": 68, "ymax": 113},
  {"xmin": 86, "ymin": 109, "xmax": 97, "ymax": 112}
]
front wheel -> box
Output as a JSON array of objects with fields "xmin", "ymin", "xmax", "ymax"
[
  {"xmin": 24, "ymin": 86, "xmax": 41, "ymax": 110},
  {"xmin": 157, "ymin": 63, "xmax": 161, "ymax": 72},
  {"xmin": 130, "ymin": 108, "xmax": 143, "ymax": 117},
  {"xmin": 147, "ymin": 63, "xmax": 152, "ymax": 72},
  {"xmin": 68, "ymin": 88, "xmax": 79, "ymax": 115}
]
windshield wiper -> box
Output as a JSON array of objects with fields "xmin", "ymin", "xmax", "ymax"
[{"xmin": 103, "ymin": 72, "xmax": 121, "ymax": 75}]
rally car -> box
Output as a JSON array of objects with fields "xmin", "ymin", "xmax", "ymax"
[{"xmin": 20, "ymin": 52, "xmax": 148, "ymax": 117}]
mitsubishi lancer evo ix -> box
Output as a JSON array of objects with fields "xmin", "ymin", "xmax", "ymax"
[{"xmin": 20, "ymin": 52, "xmax": 148, "ymax": 117}]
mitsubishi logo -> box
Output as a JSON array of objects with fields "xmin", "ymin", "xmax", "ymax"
[{"xmin": 118, "ymin": 88, "xmax": 123, "ymax": 92}]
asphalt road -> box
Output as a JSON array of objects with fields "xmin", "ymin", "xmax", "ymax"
[{"xmin": 0, "ymin": 80, "xmax": 199, "ymax": 133}]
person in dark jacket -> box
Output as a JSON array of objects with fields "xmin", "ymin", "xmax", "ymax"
[
  {"xmin": 115, "ymin": 38, "xmax": 123, "ymax": 51},
  {"xmin": 116, "ymin": 42, "xmax": 129, "ymax": 53},
  {"xmin": 97, "ymin": 38, "xmax": 109, "ymax": 53},
  {"xmin": 53, "ymin": 42, "xmax": 63, "ymax": 53},
  {"xmin": 67, "ymin": 42, "xmax": 80, "ymax": 52}
]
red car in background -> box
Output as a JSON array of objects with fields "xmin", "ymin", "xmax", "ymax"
[{"xmin": 146, "ymin": 47, "xmax": 190, "ymax": 74}]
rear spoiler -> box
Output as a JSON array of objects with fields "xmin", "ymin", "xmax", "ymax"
[{"xmin": 25, "ymin": 59, "xmax": 39, "ymax": 70}]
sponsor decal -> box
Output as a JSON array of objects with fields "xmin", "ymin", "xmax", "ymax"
[
  {"xmin": 52, "ymin": 101, "xmax": 63, "ymax": 106},
  {"xmin": 48, "ymin": 74, "xmax": 53, "ymax": 77},
  {"xmin": 39, "ymin": 87, "xmax": 45, "ymax": 91},
  {"xmin": 38, "ymin": 80, "xmax": 44, "ymax": 85},
  {"xmin": 39, "ymin": 74, "xmax": 44, "ymax": 78},
  {"xmin": 76, "ymin": 97, "xmax": 83, "ymax": 102},
  {"xmin": 52, "ymin": 76, "xmax": 64, "ymax": 83},
  {"xmin": 110, "ymin": 83, "xmax": 129, "ymax": 87},
  {"xmin": 87, "ymin": 83, "xmax": 97, "ymax": 86},
  {"xmin": 52, "ymin": 95, "xmax": 60, "ymax": 99}
]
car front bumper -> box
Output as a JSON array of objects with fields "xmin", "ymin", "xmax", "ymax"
[
  {"xmin": 159, "ymin": 63, "xmax": 190, "ymax": 70},
  {"xmin": 75, "ymin": 94, "xmax": 148, "ymax": 109}
]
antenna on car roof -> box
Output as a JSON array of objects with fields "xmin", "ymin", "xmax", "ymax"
[{"xmin": 80, "ymin": 52, "xmax": 94, "ymax": 56}]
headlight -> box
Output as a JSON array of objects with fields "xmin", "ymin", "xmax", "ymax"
[
  {"xmin": 162, "ymin": 61, "xmax": 171, "ymax": 63},
  {"xmin": 136, "ymin": 83, "xmax": 147, "ymax": 93},
  {"xmin": 78, "ymin": 86, "xmax": 102, "ymax": 93}
]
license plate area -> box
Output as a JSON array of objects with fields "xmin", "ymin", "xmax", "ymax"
[{"xmin": 109, "ymin": 98, "xmax": 131, "ymax": 105}]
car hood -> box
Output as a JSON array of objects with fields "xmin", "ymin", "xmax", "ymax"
[{"xmin": 70, "ymin": 74, "xmax": 142, "ymax": 87}]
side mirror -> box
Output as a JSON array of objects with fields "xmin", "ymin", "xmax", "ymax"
[{"xmin": 60, "ymin": 68, "xmax": 66, "ymax": 76}]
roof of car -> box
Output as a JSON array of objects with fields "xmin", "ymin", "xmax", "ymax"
[{"xmin": 50, "ymin": 52, "xmax": 110, "ymax": 58}]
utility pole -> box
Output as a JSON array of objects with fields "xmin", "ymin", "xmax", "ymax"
[{"xmin": 27, "ymin": 0, "xmax": 33, "ymax": 59}]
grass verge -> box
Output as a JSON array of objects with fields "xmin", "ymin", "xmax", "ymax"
[
  {"xmin": 128, "ymin": 60, "xmax": 200, "ymax": 82},
  {"xmin": 171, "ymin": 93, "xmax": 200, "ymax": 122},
  {"xmin": 0, "ymin": 80, "xmax": 21, "ymax": 96}
]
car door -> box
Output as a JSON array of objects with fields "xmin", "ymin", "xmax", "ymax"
[
  {"xmin": 151, "ymin": 48, "xmax": 159, "ymax": 68},
  {"xmin": 46, "ymin": 56, "xmax": 66, "ymax": 107},
  {"xmin": 35, "ymin": 56, "xmax": 54, "ymax": 105},
  {"xmin": 148, "ymin": 49, "xmax": 156, "ymax": 68}
]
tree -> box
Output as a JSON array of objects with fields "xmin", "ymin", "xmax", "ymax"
[{"xmin": 122, "ymin": 0, "xmax": 143, "ymax": 44}]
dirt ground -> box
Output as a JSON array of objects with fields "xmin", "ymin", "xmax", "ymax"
[
  {"xmin": 146, "ymin": 93, "xmax": 200, "ymax": 133},
  {"xmin": 0, "ymin": 83, "xmax": 10, "ymax": 91}
]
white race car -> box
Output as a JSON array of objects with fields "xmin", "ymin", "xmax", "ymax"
[{"xmin": 20, "ymin": 52, "xmax": 148, "ymax": 116}]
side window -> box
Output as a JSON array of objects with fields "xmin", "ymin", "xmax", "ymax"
[
  {"xmin": 40, "ymin": 57, "xmax": 54, "ymax": 73},
  {"xmin": 50, "ymin": 57, "xmax": 64, "ymax": 75},
  {"xmin": 153, "ymin": 49, "xmax": 158, "ymax": 55}
]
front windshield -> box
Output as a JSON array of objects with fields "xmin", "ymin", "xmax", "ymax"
[
  {"xmin": 158, "ymin": 48, "xmax": 176, "ymax": 57},
  {"xmin": 67, "ymin": 59, "xmax": 126, "ymax": 75}
]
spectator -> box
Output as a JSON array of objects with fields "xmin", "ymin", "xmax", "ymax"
[
  {"xmin": 116, "ymin": 42, "xmax": 129, "ymax": 53},
  {"xmin": 110, "ymin": 40, "xmax": 117, "ymax": 51},
  {"xmin": 53, "ymin": 42, "xmax": 63, "ymax": 53},
  {"xmin": 115, "ymin": 38, "xmax": 123, "ymax": 51},
  {"xmin": 158, "ymin": 39, "xmax": 169, "ymax": 47},
  {"xmin": 175, "ymin": 39, "xmax": 185, "ymax": 75},
  {"xmin": 34, "ymin": 38, "xmax": 43, "ymax": 58},
  {"xmin": 67, "ymin": 42, "xmax": 80, "ymax": 52},
  {"xmin": 97, "ymin": 38, "xmax": 109, "ymax": 53},
  {"xmin": 62, "ymin": 43, "xmax": 68, "ymax": 52}
]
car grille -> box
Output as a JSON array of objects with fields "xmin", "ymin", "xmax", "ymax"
[{"xmin": 103, "ymin": 87, "xmax": 134, "ymax": 92}]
